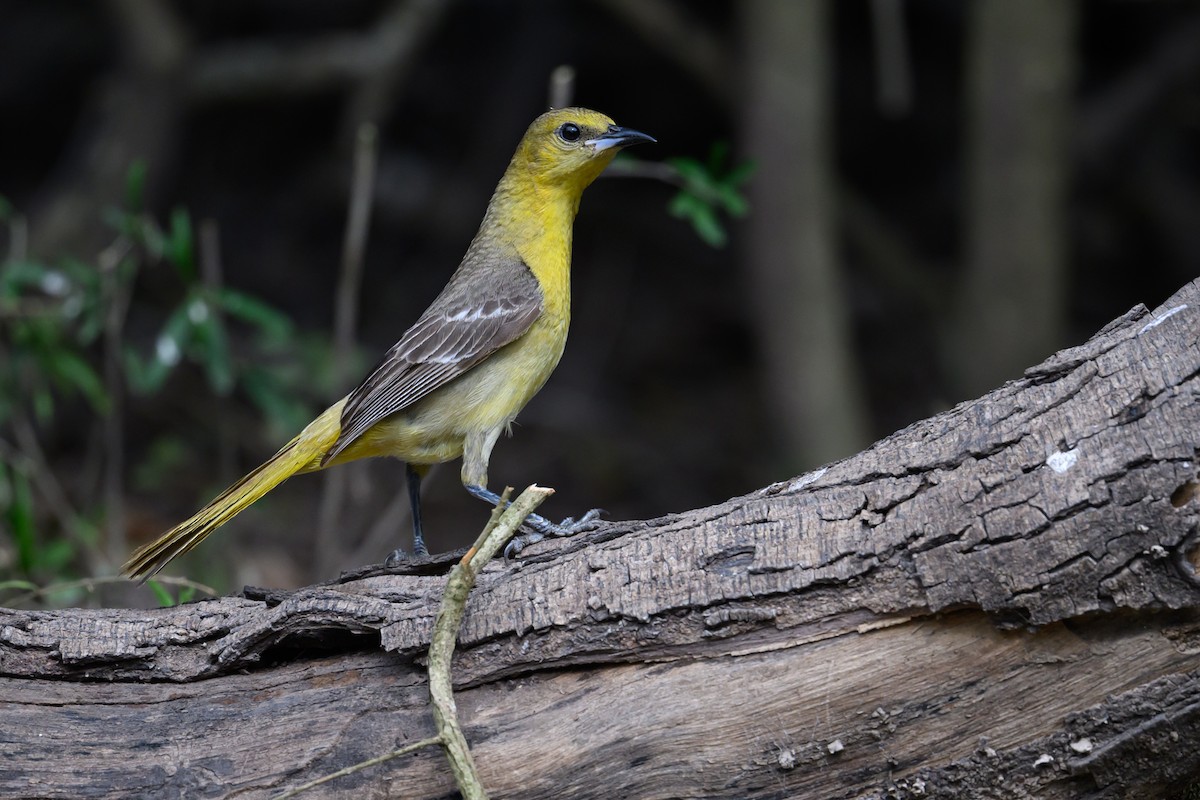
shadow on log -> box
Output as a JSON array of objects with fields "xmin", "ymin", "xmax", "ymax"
[{"xmin": 2, "ymin": 279, "xmax": 1199, "ymax": 799}]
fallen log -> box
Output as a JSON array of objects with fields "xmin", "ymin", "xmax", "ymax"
[{"xmin": 2, "ymin": 279, "xmax": 1198, "ymax": 800}]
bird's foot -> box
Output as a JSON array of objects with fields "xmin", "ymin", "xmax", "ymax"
[
  {"xmin": 384, "ymin": 539, "xmax": 430, "ymax": 567},
  {"xmin": 504, "ymin": 507, "xmax": 605, "ymax": 560}
]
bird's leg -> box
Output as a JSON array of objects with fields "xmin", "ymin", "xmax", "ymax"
[
  {"xmin": 408, "ymin": 463, "xmax": 430, "ymax": 557},
  {"xmin": 463, "ymin": 483, "xmax": 603, "ymax": 559},
  {"xmin": 461, "ymin": 428, "xmax": 601, "ymax": 558},
  {"xmin": 386, "ymin": 463, "xmax": 430, "ymax": 565}
]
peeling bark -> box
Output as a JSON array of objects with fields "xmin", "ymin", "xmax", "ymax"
[{"xmin": 2, "ymin": 279, "xmax": 1199, "ymax": 799}]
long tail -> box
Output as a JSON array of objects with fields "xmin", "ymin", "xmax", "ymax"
[{"xmin": 123, "ymin": 407, "xmax": 342, "ymax": 581}]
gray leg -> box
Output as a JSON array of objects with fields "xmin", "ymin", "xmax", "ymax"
[
  {"xmin": 464, "ymin": 483, "xmax": 603, "ymax": 559},
  {"xmin": 385, "ymin": 463, "xmax": 430, "ymax": 566}
]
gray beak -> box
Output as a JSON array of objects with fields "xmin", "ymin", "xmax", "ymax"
[{"xmin": 586, "ymin": 125, "xmax": 657, "ymax": 153}]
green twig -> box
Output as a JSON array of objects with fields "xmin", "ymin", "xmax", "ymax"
[
  {"xmin": 272, "ymin": 484, "xmax": 552, "ymax": 799},
  {"xmin": 429, "ymin": 484, "xmax": 554, "ymax": 799}
]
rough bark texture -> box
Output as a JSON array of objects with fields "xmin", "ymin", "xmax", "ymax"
[{"xmin": 2, "ymin": 279, "xmax": 1199, "ymax": 799}]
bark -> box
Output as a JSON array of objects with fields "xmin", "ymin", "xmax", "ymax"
[{"xmin": 2, "ymin": 279, "xmax": 1199, "ymax": 799}]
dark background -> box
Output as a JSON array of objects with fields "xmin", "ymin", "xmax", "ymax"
[{"xmin": 1, "ymin": 0, "xmax": 1196, "ymax": 597}]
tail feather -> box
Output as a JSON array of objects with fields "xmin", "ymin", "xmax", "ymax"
[{"xmin": 123, "ymin": 434, "xmax": 316, "ymax": 582}]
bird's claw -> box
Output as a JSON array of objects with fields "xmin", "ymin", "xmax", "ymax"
[
  {"xmin": 384, "ymin": 540, "xmax": 429, "ymax": 567},
  {"xmin": 556, "ymin": 508, "xmax": 605, "ymax": 529},
  {"xmin": 504, "ymin": 507, "xmax": 605, "ymax": 560}
]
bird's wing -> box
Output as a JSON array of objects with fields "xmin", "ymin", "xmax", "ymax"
[{"xmin": 324, "ymin": 257, "xmax": 543, "ymax": 463}]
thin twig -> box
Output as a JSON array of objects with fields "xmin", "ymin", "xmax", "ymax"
[
  {"xmin": 1, "ymin": 574, "xmax": 217, "ymax": 608},
  {"xmin": 6, "ymin": 214, "xmax": 27, "ymax": 262},
  {"xmin": 272, "ymin": 485, "xmax": 552, "ymax": 799},
  {"xmin": 1, "ymin": 422, "xmax": 106, "ymax": 567},
  {"xmin": 428, "ymin": 484, "xmax": 554, "ymax": 799},
  {"xmin": 199, "ymin": 219, "xmax": 237, "ymax": 482},
  {"xmin": 270, "ymin": 736, "xmax": 441, "ymax": 800},
  {"xmin": 316, "ymin": 122, "xmax": 379, "ymax": 576},
  {"xmin": 343, "ymin": 463, "xmax": 420, "ymax": 568},
  {"xmin": 334, "ymin": 123, "xmax": 378, "ymax": 369},
  {"xmin": 603, "ymin": 157, "xmax": 685, "ymax": 186},
  {"xmin": 548, "ymin": 64, "xmax": 575, "ymax": 109},
  {"xmin": 99, "ymin": 238, "xmax": 134, "ymax": 569},
  {"xmin": 338, "ymin": 0, "xmax": 452, "ymax": 146}
]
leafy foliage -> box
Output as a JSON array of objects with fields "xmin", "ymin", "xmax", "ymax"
[
  {"xmin": 665, "ymin": 143, "xmax": 754, "ymax": 248},
  {"xmin": 0, "ymin": 166, "xmax": 332, "ymax": 603}
]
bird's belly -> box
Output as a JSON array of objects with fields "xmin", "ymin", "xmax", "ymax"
[{"xmin": 334, "ymin": 317, "xmax": 568, "ymax": 466}]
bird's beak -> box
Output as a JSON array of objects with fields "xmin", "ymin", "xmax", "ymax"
[{"xmin": 586, "ymin": 125, "xmax": 657, "ymax": 153}]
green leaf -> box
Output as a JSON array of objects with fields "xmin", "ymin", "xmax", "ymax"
[
  {"xmin": 139, "ymin": 216, "xmax": 166, "ymax": 261},
  {"xmin": 166, "ymin": 208, "xmax": 195, "ymax": 281},
  {"xmin": 177, "ymin": 585, "xmax": 196, "ymax": 604},
  {"xmin": 718, "ymin": 185, "xmax": 750, "ymax": 218},
  {"xmin": 667, "ymin": 192, "xmax": 698, "ymax": 220},
  {"xmin": 46, "ymin": 350, "xmax": 109, "ymax": 413},
  {"xmin": 123, "ymin": 347, "xmax": 172, "ymax": 395},
  {"xmin": 690, "ymin": 205, "xmax": 728, "ymax": 248},
  {"xmin": 662, "ymin": 148, "xmax": 752, "ymax": 249},
  {"xmin": 215, "ymin": 288, "xmax": 293, "ymax": 342},
  {"xmin": 725, "ymin": 160, "xmax": 757, "ymax": 186},
  {"xmin": 32, "ymin": 388, "xmax": 54, "ymax": 426},
  {"xmin": 241, "ymin": 367, "xmax": 313, "ymax": 435},
  {"xmin": 706, "ymin": 140, "xmax": 731, "ymax": 173},
  {"xmin": 37, "ymin": 538, "xmax": 75, "ymax": 574},
  {"xmin": 133, "ymin": 435, "xmax": 191, "ymax": 492},
  {"xmin": 146, "ymin": 580, "xmax": 175, "ymax": 607},
  {"xmin": 124, "ymin": 159, "xmax": 148, "ymax": 213},
  {"xmin": 0, "ymin": 260, "xmax": 50, "ymax": 296},
  {"xmin": 667, "ymin": 156, "xmax": 709, "ymax": 184},
  {"xmin": 195, "ymin": 315, "xmax": 235, "ymax": 396},
  {"xmin": 6, "ymin": 467, "xmax": 35, "ymax": 573}
]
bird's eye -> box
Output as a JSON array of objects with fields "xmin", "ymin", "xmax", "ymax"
[{"xmin": 558, "ymin": 123, "xmax": 581, "ymax": 143}]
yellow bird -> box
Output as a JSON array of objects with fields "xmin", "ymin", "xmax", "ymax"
[{"xmin": 124, "ymin": 107, "xmax": 654, "ymax": 580}]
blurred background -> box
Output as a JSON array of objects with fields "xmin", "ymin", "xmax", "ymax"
[{"xmin": 1, "ymin": 0, "xmax": 1196, "ymax": 602}]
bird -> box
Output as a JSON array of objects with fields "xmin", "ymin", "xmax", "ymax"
[{"xmin": 123, "ymin": 107, "xmax": 654, "ymax": 581}]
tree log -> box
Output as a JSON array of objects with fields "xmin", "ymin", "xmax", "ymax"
[{"xmin": 2, "ymin": 279, "xmax": 1199, "ymax": 799}]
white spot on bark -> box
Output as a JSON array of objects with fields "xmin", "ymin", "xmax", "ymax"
[
  {"xmin": 1069, "ymin": 738, "xmax": 1093, "ymax": 754},
  {"xmin": 1046, "ymin": 448, "xmax": 1079, "ymax": 473},
  {"xmin": 1138, "ymin": 304, "xmax": 1188, "ymax": 334},
  {"xmin": 788, "ymin": 467, "xmax": 828, "ymax": 492},
  {"xmin": 826, "ymin": 739, "xmax": 844, "ymax": 755},
  {"xmin": 1033, "ymin": 753, "xmax": 1055, "ymax": 767}
]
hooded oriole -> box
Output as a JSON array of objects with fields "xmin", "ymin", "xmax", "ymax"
[{"xmin": 123, "ymin": 107, "xmax": 654, "ymax": 580}]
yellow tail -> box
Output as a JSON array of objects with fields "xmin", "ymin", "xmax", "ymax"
[{"xmin": 123, "ymin": 430, "xmax": 325, "ymax": 582}]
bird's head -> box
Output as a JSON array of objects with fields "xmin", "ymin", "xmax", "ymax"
[{"xmin": 513, "ymin": 107, "xmax": 655, "ymax": 192}]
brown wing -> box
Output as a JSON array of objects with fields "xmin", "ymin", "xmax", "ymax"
[{"xmin": 323, "ymin": 255, "xmax": 542, "ymax": 464}]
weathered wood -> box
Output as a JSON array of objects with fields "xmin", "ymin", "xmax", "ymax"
[{"xmin": 1, "ymin": 279, "xmax": 1198, "ymax": 799}]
